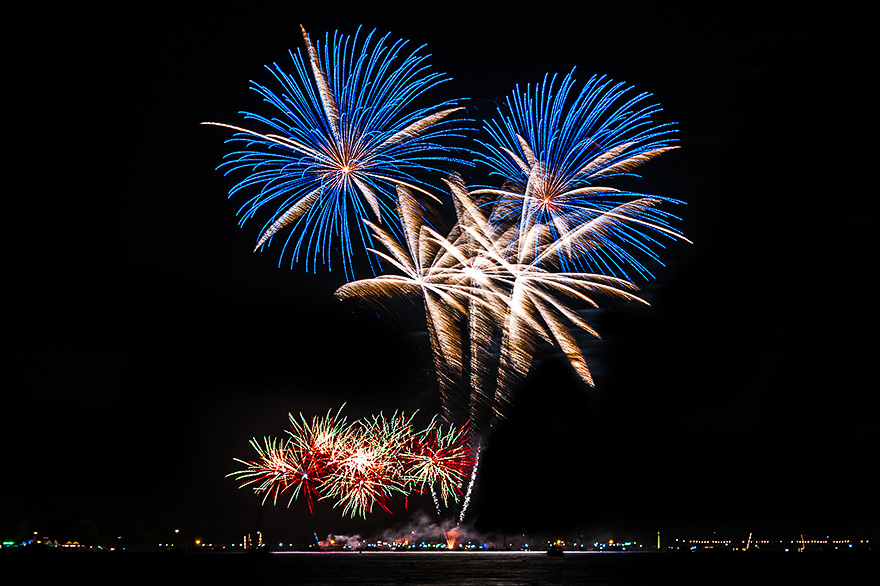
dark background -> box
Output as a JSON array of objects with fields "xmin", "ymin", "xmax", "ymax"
[{"xmin": 6, "ymin": 2, "xmax": 875, "ymax": 548}]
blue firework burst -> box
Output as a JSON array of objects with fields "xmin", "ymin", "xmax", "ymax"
[
  {"xmin": 205, "ymin": 26, "xmax": 473, "ymax": 280},
  {"xmin": 475, "ymin": 69, "xmax": 686, "ymax": 281}
]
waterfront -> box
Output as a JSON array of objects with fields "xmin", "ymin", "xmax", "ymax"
[{"xmin": 5, "ymin": 550, "xmax": 876, "ymax": 585}]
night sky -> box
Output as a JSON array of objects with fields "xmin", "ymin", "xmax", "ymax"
[{"xmin": 7, "ymin": 3, "xmax": 876, "ymax": 548}]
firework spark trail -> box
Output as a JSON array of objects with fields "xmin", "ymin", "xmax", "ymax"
[
  {"xmin": 230, "ymin": 408, "xmax": 475, "ymax": 519},
  {"xmin": 430, "ymin": 485, "xmax": 442, "ymax": 517},
  {"xmin": 336, "ymin": 183, "xmax": 502, "ymax": 427},
  {"xmin": 339, "ymin": 173, "xmax": 665, "ymax": 429},
  {"xmin": 458, "ymin": 441, "xmax": 481, "ymax": 524},
  {"xmin": 204, "ymin": 26, "xmax": 473, "ymax": 280},
  {"xmin": 456, "ymin": 221, "xmax": 653, "ymax": 417}
]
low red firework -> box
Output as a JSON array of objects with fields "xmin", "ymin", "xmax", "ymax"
[
  {"xmin": 230, "ymin": 408, "xmax": 475, "ymax": 518},
  {"xmin": 404, "ymin": 418, "xmax": 476, "ymax": 508}
]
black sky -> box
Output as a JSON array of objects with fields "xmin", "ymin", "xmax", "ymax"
[{"xmin": 6, "ymin": 3, "xmax": 876, "ymax": 547}]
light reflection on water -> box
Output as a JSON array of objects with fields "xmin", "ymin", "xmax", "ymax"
[{"xmin": 14, "ymin": 550, "xmax": 873, "ymax": 586}]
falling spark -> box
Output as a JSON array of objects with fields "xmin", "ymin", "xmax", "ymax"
[
  {"xmin": 458, "ymin": 441, "xmax": 481, "ymax": 524},
  {"xmin": 339, "ymin": 172, "xmax": 670, "ymax": 429}
]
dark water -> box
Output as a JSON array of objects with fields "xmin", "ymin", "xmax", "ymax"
[{"xmin": 8, "ymin": 550, "xmax": 876, "ymax": 585}]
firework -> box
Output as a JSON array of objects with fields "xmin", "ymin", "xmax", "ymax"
[
  {"xmin": 229, "ymin": 436, "xmax": 298, "ymax": 506},
  {"xmin": 337, "ymin": 174, "xmax": 660, "ymax": 429},
  {"xmin": 404, "ymin": 417, "xmax": 476, "ymax": 508},
  {"xmin": 320, "ymin": 412, "xmax": 411, "ymax": 517},
  {"xmin": 455, "ymin": 219, "xmax": 651, "ymax": 394},
  {"xmin": 459, "ymin": 72, "xmax": 688, "ymax": 417},
  {"xmin": 216, "ymin": 34, "xmax": 688, "ymax": 524},
  {"xmin": 284, "ymin": 407, "xmax": 354, "ymax": 512},
  {"xmin": 335, "ymin": 182, "xmax": 500, "ymax": 427},
  {"xmin": 230, "ymin": 408, "xmax": 475, "ymax": 518},
  {"xmin": 475, "ymin": 70, "xmax": 687, "ymax": 281},
  {"xmin": 204, "ymin": 26, "xmax": 472, "ymax": 280}
]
